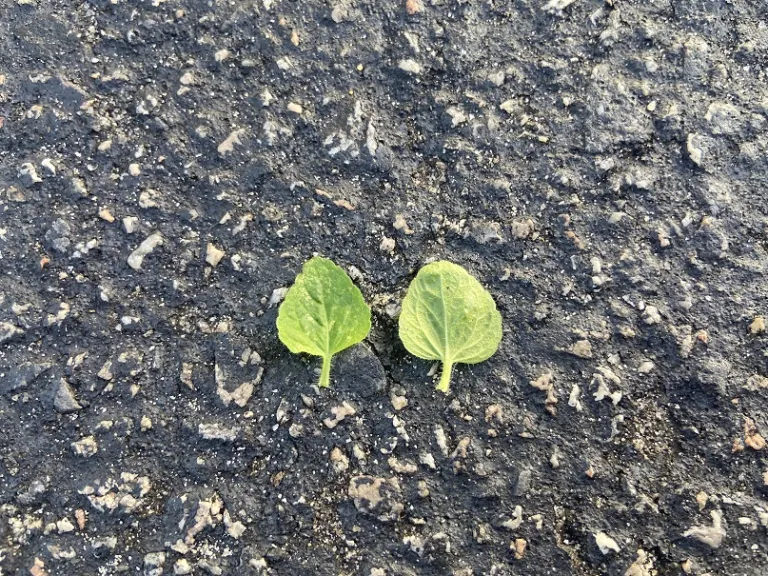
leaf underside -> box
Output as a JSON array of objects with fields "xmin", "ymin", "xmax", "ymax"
[
  {"xmin": 277, "ymin": 257, "xmax": 371, "ymax": 387},
  {"xmin": 398, "ymin": 261, "xmax": 502, "ymax": 393}
]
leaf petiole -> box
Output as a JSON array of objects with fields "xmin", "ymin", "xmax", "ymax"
[
  {"xmin": 437, "ymin": 360, "xmax": 454, "ymax": 393},
  {"xmin": 319, "ymin": 355, "xmax": 332, "ymax": 388}
]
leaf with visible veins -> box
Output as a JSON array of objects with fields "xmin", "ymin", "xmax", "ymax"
[
  {"xmin": 398, "ymin": 261, "xmax": 502, "ymax": 393},
  {"xmin": 277, "ymin": 257, "xmax": 371, "ymax": 388}
]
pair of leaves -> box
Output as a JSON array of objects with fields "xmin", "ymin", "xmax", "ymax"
[{"xmin": 277, "ymin": 257, "xmax": 502, "ymax": 393}]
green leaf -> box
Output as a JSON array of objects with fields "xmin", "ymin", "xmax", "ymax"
[
  {"xmin": 277, "ymin": 256, "xmax": 372, "ymax": 388},
  {"xmin": 398, "ymin": 261, "xmax": 502, "ymax": 394}
]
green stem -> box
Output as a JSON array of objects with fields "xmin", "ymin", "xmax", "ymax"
[
  {"xmin": 319, "ymin": 355, "xmax": 332, "ymax": 388},
  {"xmin": 436, "ymin": 360, "xmax": 454, "ymax": 394}
]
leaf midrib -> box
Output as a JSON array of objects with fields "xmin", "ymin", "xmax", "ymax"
[
  {"xmin": 306, "ymin": 280, "xmax": 331, "ymax": 357},
  {"xmin": 438, "ymin": 273, "xmax": 451, "ymax": 364},
  {"xmin": 319, "ymin": 278, "xmax": 331, "ymax": 357}
]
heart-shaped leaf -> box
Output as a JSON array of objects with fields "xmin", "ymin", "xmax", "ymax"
[
  {"xmin": 277, "ymin": 257, "xmax": 371, "ymax": 388},
  {"xmin": 399, "ymin": 261, "xmax": 502, "ymax": 393}
]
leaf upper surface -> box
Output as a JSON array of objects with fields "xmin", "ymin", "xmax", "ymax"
[{"xmin": 277, "ymin": 257, "xmax": 371, "ymax": 359}]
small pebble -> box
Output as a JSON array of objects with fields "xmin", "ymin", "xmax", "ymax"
[
  {"xmin": 56, "ymin": 518, "xmax": 75, "ymax": 534},
  {"xmin": 393, "ymin": 213, "xmax": 413, "ymax": 234},
  {"xmin": 123, "ymin": 216, "xmax": 139, "ymax": 234},
  {"xmin": 174, "ymin": 559, "xmax": 193, "ymax": 575},
  {"xmin": 609, "ymin": 212, "xmax": 626, "ymax": 224},
  {"xmin": 206, "ymin": 243, "xmax": 226, "ymax": 267},
  {"xmin": 683, "ymin": 510, "xmax": 725, "ymax": 549},
  {"xmin": 637, "ymin": 360, "xmax": 655, "ymax": 374},
  {"xmin": 127, "ymin": 233, "xmax": 163, "ymax": 270},
  {"xmin": 331, "ymin": 4, "xmax": 348, "ymax": 22},
  {"xmin": 75, "ymin": 509, "xmax": 87, "ymax": 530},
  {"xmin": 70, "ymin": 177, "xmax": 88, "ymax": 197},
  {"xmin": 512, "ymin": 538, "xmax": 527, "ymax": 560},
  {"xmin": 276, "ymin": 57, "xmax": 293, "ymax": 70},
  {"xmin": 99, "ymin": 208, "xmax": 115, "ymax": 223},
  {"xmin": 405, "ymin": 0, "xmax": 423, "ymax": 14},
  {"xmin": 511, "ymin": 219, "xmax": 535, "ymax": 239},
  {"xmin": 419, "ymin": 452, "xmax": 436, "ymax": 470},
  {"xmin": 391, "ymin": 394, "xmax": 408, "ymax": 411},
  {"xmin": 398, "ymin": 59, "xmax": 422, "ymax": 74},
  {"xmin": 218, "ymin": 129, "xmax": 246, "ymax": 156},
  {"xmin": 380, "ymin": 236, "xmax": 396, "ymax": 253},
  {"xmin": 198, "ymin": 422, "xmax": 240, "ymax": 442},
  {"xmin": 568, "ymin": 339, "xmax": 593, "ymax": 359},
  {"xmin": 71, "ymin": 436, "xmax": 98, "ymax": 458},
  {"xmin": 54, "ymin": 379, "xmax": 81, "ymax": 413},
  {"xmin": 18, "ymin": 163, "xmax": 42, "ymax": 185},
  {"xmin": 261, "ymin": 89, "xmax": 274, "ymax": 107},
  {"xmin": 744, "ymin": 418, "xmax": 766, "ymax": 450},
  {"xmin": 687, "ymin": 133, "xmax": 704, "ymax": 166},
  {"xmin": 224, "ymin": 510, "xmax": 246, "ymax": 539},
  {"xmin": 324, "ymin": 402, "xmax": 356, "ymax": 429},
  {"xmin": 643, "ymin": 306, "xmax": 662, "ymax": 325},
  {"xmin": 568, "ymin": 384, "xmax": 582, "ymax": 411},
  {"xmin": 749, "ymin": 316, "xmax": 765, "ymax": 335},
  {"xmin": 388, "ymin": 456, "xmax": 417, "ymax": 475},
  {"xmin": 330, "ymin": 447, "xmax": 350, "ymax": 474},
  {"xmin": 696, "ymin": 491, "xmax": 708, "ymax": 511},
  {"xmin": 41, "ymin": 158, "xmax": 56, "ymax": 175},
  {"xmin": 595, "ymin": 532, "xmax": 620, "ymax": 554}
]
